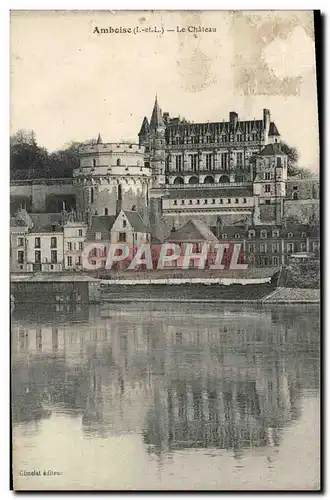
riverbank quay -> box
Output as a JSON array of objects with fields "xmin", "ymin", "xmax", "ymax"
[{"xmin": 10, "ymin": 273, "xmax": 101, "ymax": 304}]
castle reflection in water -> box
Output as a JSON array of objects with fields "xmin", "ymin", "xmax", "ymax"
[{"xmin": 11, "ymin": 303, "xmax": 319, "ymax": 456}]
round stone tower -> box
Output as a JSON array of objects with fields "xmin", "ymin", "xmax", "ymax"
[{"xmin": 73, "ymin": 135, "xmax": 151, "ymax": 221}]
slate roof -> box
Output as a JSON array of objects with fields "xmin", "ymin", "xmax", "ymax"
[
  {"xmin": 123, "ymin": 210, "xmax": 149, "ymax": 233},
  {"xmin": 166, "ymin": 219, "xmax": 218, "ymax": 242},
  {"xmin": 138, "ymin": 117, "xmax": 150, "ymax": 136},
  {"xmin": 30, "ymin": 213, "xmax": 62, "ymax": 230},
  {"xmin": 166, "ymin": 119, "xmax": 265, "ymax": 136},
  {"xmin": 86, "ymin": 215, "xmax": 117, "ymax": 241},
  {"xmin": 218, "ymin": 223, "xmax": 314, "ymax": 239},
  {"xmin": 268, "ymin": 122, "xmax": 280, "ymax": 136},
  {"xmin": 150, "ymin": 96, "xmax": 165, "ymax": 130},
  {"xmin": 165, "ymin": 186, "xmax": 253, "ymax": 199},
  {"xmin": 259, "ymin": 143, "xmax": 285, "ymax": 156}
]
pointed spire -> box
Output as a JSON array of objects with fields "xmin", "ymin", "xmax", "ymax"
[
  {"xmin": 150, "ymin": 95, "xmax": 165, "ymax": 130},
  {"xmin": 138, "ymin": 116, "xmax": 150, "ymax": 136},
  {"xmin": 97, "ymin": 133, "xmax": 102, "ymax": 144}
]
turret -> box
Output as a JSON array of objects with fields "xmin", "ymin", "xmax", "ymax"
[
  {"xmin": 138, "ymin": 117, "xmax": 150, "ymax": 147},
  {"xmin": 148, "ymin": 95, "xmax": 166, "ymax": 187}
]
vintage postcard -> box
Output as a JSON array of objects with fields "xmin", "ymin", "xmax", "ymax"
[{"xmin": 10, "ymin": 10, "xmax": 320, "ymax": 491}]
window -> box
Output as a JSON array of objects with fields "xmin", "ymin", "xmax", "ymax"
[
  {"xmin": 117, "ymin": 158, "xmax": 121, "ymax": 166},
  {"xmin": 196, "ymin": 199, "xmax": 200, "ymax": 205},
  {"xmin": 301, "ymin": 232, "xmax": 307, "ymax": 238},
  {"xmin": 248, "ymin": 230, "xmax": 255, "ymax": 239},
  {"xmin": 236, "ymin": 152, "xmax": 243, "ymax": 166},
  {"xmin": 312, "ymin": 242, "xmax": 319, "ymax": 252},
  {"xmin": 104, "ymin": 208, "xmax": 108, "ymax": 215},
  {"xmin": 272, "ymin": 230, "xmax": 280, "ymax": 238},
  {"xmin": 67, "ymin": 242, "xmax": 72, "ymax": 251},
  {"xmin": 78, "ymin": 229, "xmax": 83, "ymax": 237},
  {"xmin": 51, "ymin": 250, "xmax": 57, "ymax": 263},
  {"xmin": 119, "ymin": 233, "xmax": 126, "ymax": 242},
  {"xmin": 123, "ymin": 220, "xmax": 127, "ymax": 228},
  {"xmin": 181, "ymin": 200, "xmax": 185, "ymax": 205},
  {"xmin": 221, "ymin": 152, "xmax": 228, "ymax": 170},
  {"xmin": 90, "ymin": 187, "xmax": 94, "ymax": 203},
  {"xmin": 248, "ymin": 244, "xmax": 255, "ymax": 252},
  {"xmin": 77, "ymin": 256, "xmax": 82, "ymax": 266},
  {"xmin": 95, "ymin": 232, "xmax": 102, "ymax": 240},
  {"xmin": 220, "ymin": 199, "xmax": 223, "ymax": 204},
  {"xmin": 206, "ymin": 135, "xmax": 211, "ymax": 144},
  {"xmin": 92, "ymin": 159, "xmax": 96, "ymax": 168},
  {"xmin": 272, "ymin": 243, "xmax": 280, "ymax": 253},
  {"xmin": 265, "ymin": 172, "xmax": 271, "ymax": 180},
  {"xmin": 206, "ymin": 153, "xmax": 213, "ymax": 170},
  {"xmin": 212, "ymin": 199, "xmax": 215, "ymax": 204},
  {"xmin": 91, "ymin": 248, "xmax": 97, "ymax": 257},
  {"xmin": 234, "ymin": 233, "xmax": 240, "ymax": 239},
  {"xmin": 175, "ymin": 155, "xmax": 183, "ymax": 172},
  {"xmin": 173, "ymin": 200, "xmax": 177, "ymax": 206},
  {"xmin": 67, "ymin": 256, "xmax": 72, "ymax": 266},
  {"xmin": 260, "ymin": 243, "xmax": 267, "ymax": 253},
  {"xmin": 17, "ymin": 251, "xmax": 24, "ymax": 264},
  {"xmin": 276, "ymin": 157, "xmax": 282, "ymax": 167},
  {"xmin": 288, "ymin": 232, "xmax": 293, "ymax": 238},
  {"xmin": 17, "ymin": 237, "xmax": 24, "ymax": 247},
  {"xmin": 79, "ymin": 242, "xmax": 83, "ymax": 251},
  {"xmin": 35, "ymin": 237, "xmax": 41, "ymax": 248},
  {"xmin": 287, "ymin": 243, "xmax": 294, "ymax": 253},
  {"xmin": 273, "ymin": 256, "xmax": 280, "ymax": 266},
  {"xmin": 221, "ymin": 233, "xmax": 228, "ymax": 239},
  {"xmin": 227, "ymin": 199, "xmax": 231, "ymax": 204},
  {"xmin": 190, "ymin": 154, "xmax": 198, "ymax": 171},
  {"xmin": 235, "ymin": 198, "xmax": 239, "ymax": 204},
  {"xmin": 35, "ymin": 250, "xmax": 41, "ymax": 263},
  {"xmin": 264, "ymin": 184, "xmax": 271, "ymax": 193},
  {"xmin": 260, "ymin": 230, "xmax": 267, "ymax": 239},
  {"xmin": 243, "ymin": 198, "xmax": 247, "ymax": 203},
  {"xmin": 301, "ymin": 243, "xmax": 307, "ymax": 252},
  {"xmin": 265, "ymin": 200, "xmax": 271, "ymax": 205},
  {"xmin": 50, "ymin": 237, "xmax": 57, "ymax": 248},
  {"xmin": 189, "ymin": 200, "xmax": 192, "ymax": 205},
  {"xmin": 204, "ymin": 199, "xmax": 208, "ymax": 204}
]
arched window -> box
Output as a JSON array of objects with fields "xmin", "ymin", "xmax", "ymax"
[
  {"xmin": 248, "ymin": 230, "xmax": 255, "ymax": 239},
  {"xmin": 234, "ymin": 233, "xmax": 240, "ymax": 239},
  {"xmin": 173, "ymin": 176, "xmax": 184, "ymax": 185},
  {"xmin": 204, "ymin": 175, "xmax": 214, "ymax": 184},
  {"xmin": 117, "ymin": 158, "xmax": 121, "ymax": 166},
  {"xmin": 292, "ymin": 192, "xmax": 298, "ymax": 200},
  {"xmin": 188, "ymin": 176, "xmax": 199, "ymax": 184},
  {"xmin": 104, "ymin": 207, "xmax": 108, "ymax": 215},
  {"xmin": 219, "ymin": 175, "xmax": 230, "ymax": 183},
  {"xmin": 288, "ymin": 232, "xmax": 293, "ymax": 238},
  {"xmin": 90, "ymin": 187, "xmax": 94, "ymax": 204},
  {"xmin": 260, "ymin": 230, "xmax": 267, "ymax": 239},
  {"xmin": 221, "ymin": 233, "xmax": 228, "ymax": 239},
  {"xmin": 301, "ymin": 232, "xmax": 307, "ymax": 238}
]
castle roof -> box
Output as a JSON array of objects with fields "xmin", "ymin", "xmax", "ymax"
[
  {"xmin": 150, "ymin": 96, "xmax": 165, "ymax": 130},
  {"xmin": 138, "ymin": 117, "xmax": 150, "ymax": 136},
  {"xmin": 86, "ymin": 215, "xmax": 117, "ymax": 241},
  {"xmin": 122, "ymin": 210, "xmax": 149, "ymax": 233},
  {"xmin": 259, "ymin": 143, "xmax": 285, "ymax": 156},
  {"xmin": 166, "ymin": 219, "xmax": 218, "ymax": 242},
  {"xmin": 96, "ymin": 133, "xmax": 103, "ymax": 144},
  {"xmin": 268, "ymin": 122, "xmax": 280, "ymax": 136},
  {"xmin": 166, "ymin": 119, "xmax": 264, "ymax": 136}
]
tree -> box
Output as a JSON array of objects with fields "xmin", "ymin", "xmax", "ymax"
[
  {"xmin": 10, "ymin": 129, "xmax": 48, "ymax": 176},
  {"xmin": 280, "ymin": 141, "xmax": 313, "ymax": 178}
]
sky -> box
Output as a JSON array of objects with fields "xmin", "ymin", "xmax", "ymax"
[{"xmin": 10, "ymin": 10, "xmax": 319, "ymax": 171}]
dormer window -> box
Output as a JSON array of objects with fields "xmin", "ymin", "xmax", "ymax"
[
  {"xmin": 276, "ymin": 157, "xmax": 282, "ymax": 167},
  {"xmin": 288, "ymin": 232, "xmax": 293, "ymax": 238},
  {"xmin": 221, "ymin": 233, "xmax": 228, "ymax": 239},
  {"xmin": 248, "ymin": 230, "xmax": 255, "ymax": 239},
  {"xmin": 301, "ymin": 232, "xmax": 307, "ymax": 238},
  {"xmin": 272, "ymin": 230, "xmax": 280, "ymax": 238},
  {"xmin": 234, "ymin": 233, "xmax": 240, "ymax": 239},
  {"xmin": 260, "ymin": 230, "xmax": 267, "ymax": 239}
]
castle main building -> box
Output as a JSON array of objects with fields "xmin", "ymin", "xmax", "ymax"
[{"xmin": 138, "ymin": 96, "xmax": 288, "ymax": 235}]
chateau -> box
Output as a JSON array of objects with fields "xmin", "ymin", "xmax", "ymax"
[{"xmin": 10, "ymin": 96, "xmax": 319, "ymax": 242}]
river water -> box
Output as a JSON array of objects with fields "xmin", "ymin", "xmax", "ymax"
[{"xmin": 11, "ymin": 303, "xmax": 320, "ymax": 491}]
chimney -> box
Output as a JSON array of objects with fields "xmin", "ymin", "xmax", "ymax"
[
  {"xmin": 229, "ymin": 112, "xmax": 238, "ymax": 125},
  {"xmin": 163, "ymin": 112, "xmax": 169, "ymax": 123},
  {"xmin": 263, "ymin": 108, "xmax": 271, "ymax": 143}
]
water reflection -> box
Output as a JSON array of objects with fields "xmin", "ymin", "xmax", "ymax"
[{"xmin": 11, "ymin": 303, "xmax": 319, "ymax": 460}]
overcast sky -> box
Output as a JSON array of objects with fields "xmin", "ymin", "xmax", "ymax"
[{"xmin": 10, "ymin": 10, "xmax": 319, "ymax": 171}]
